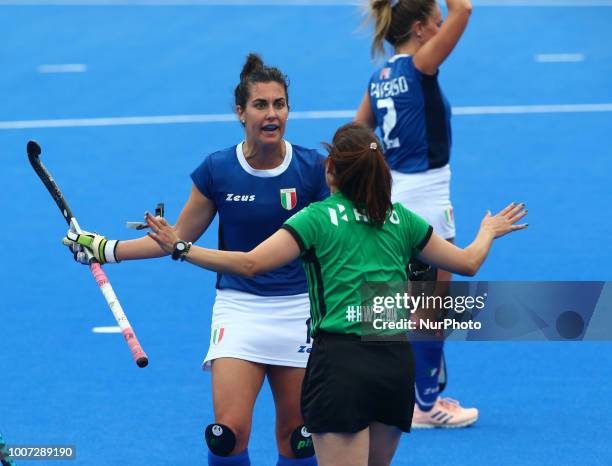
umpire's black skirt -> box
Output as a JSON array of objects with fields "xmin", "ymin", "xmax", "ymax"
[{"xmin": 301, "ymin": 331, "xmax": 415, "ymax": 433}]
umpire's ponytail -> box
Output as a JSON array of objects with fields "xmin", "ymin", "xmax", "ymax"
[{"xmin": 325, "ymin": 123, "xmax": 392, "ymax": 226}]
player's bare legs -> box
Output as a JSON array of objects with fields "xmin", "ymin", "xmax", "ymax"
[
  {"xmin": 367, "ymin": 422, "xmax": 402, "ymax": 466},
  {"xmin": 212, "ymin": 358, "xmax": 266, "ymax": 454},
  {"xmin": 413, "ymin": 239, "xmax": 479, "ymax": 428},
  {"xmin": 268, "ymin": 365, "xmax": 307, "ymax": 458},
  {"xmin": 312, "ymin": 428, "xmax": 370, "ymax": 466}
]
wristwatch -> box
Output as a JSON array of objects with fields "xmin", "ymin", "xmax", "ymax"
[{"xmin": 172, "ymin": 240, "xmax": 192, "ymax": 261}]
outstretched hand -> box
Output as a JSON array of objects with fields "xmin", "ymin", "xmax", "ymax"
[
  {"xmin": 481, "ymin": 202, "xmax": 528, "ymax": 239},
  {"xmin": 145, "ymin": 212, "xmax": 179, "ymax": 254}
]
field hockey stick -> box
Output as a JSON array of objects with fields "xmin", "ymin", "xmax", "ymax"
[
  {"xmin": 26, "ymin": 141, "xmax": 149, "ymax": 368},
  {"xmin": 0, "ymin": 432, "xmax": 16, "ymax": 466}
]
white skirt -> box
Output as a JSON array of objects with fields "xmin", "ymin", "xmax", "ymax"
[
  {"xmin": 202, "ymin": 289, "xmax": 312, "ymax": 370},
  {"xmin": 391, "ymin": 164, "xmax": 456, "ymax": 240}
]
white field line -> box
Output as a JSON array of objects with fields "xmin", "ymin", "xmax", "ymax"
[
  {"xmin": 451, "ymin": 103, "xmax": 612, "ymax": 115},
  {"xmin": 37, "ymin": 64, "xmax": 87, "ymax": 73},
  {"xmin": 0, "ymin": 110, "xmax": 350, "ymax": 129},
  {"xmin": 474, "ymin": 0, "xmax": 612, "ymax": 5},
  {"xmin": 535, "ymin": 53, "xmax": 585, "ymax": 63},
  {"xmin": 92, "ymin": 326, "xmax": 122, "ymax": 333},
  {"xmin": 1, "ymin": 104, "xmax": 612, "ymax": 130},
  {"xmin": 0, "ymin": 0, "xmax": 364, "ymax": 5},
  {"xmin": 1, "ymin": 0, "xmax": 612, "ymax": 6}
]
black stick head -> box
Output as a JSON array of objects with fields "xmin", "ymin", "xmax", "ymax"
[
  {"xmin": 27, "ymin": 140, "xmax": 42, "ymax": 159},
  {"xmin": 136, "ymin": 357, "xmax": 149, "ymax": 368}
]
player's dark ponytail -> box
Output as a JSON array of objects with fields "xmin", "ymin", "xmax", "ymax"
[
  {"xmin": 368, "ymin": 0, "xmax": 436, "ymax": 58},
  {"xmin": 239, "ymin": 53, "xmax": 264, "ymax": 81},
  {"xmin": 234, "ymin": 53, "xmax": 289, "ymax": 110},
  {"xmin": 325, "ymin": 122, "xmax": 392, "ymax": 226}
]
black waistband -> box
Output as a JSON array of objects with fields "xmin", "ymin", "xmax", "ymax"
[{"xmin": 315, "ymin": 330, "xmax": 409, "ymax": 343}]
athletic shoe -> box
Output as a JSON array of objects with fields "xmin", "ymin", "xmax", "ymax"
[{"xmin": 412, "ymin": 397, "xmax": 479, "ymax": 429}]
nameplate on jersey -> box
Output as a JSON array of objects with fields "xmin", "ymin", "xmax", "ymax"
[
  {"xmin": 370, "ymin": 76, "xmax": 409, "ymax": 99},
  {"xmin": 328, "ymin": 205, "xmax": 400, "ymax": 226}
]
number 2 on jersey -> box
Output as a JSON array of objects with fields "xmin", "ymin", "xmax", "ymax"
[{"xmin": 377, "ymin": 98, "xmax": 400, "ymax": 150}]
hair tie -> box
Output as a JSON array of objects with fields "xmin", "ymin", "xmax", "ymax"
[{"xmin": 370, "ymin": 142, "xmax": 378, "ymax": 151}]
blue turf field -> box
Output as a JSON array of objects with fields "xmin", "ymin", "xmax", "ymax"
[{"xmin": 1, "ymin": 1, "xmax": 611, "ymax": 464}]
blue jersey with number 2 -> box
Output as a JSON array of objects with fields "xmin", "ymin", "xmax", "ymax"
[
  {"xmin": 191, "ymin": 140, "xmax": 328, "ymax": 296},
  {"xmin": 369, "ymin": 54, "xmax": 452, "ymax": 173}
]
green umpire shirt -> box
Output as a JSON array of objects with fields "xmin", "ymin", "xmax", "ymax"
[{"xmin": 282, "ymin": 191, "xmax": 432, "ymax": 337}]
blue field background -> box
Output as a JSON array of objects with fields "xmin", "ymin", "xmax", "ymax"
[{"xmin": 1, "ymin": 2, "xmax": 611, "ymax": 465}]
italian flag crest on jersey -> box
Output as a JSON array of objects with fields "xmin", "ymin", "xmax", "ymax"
[
  {"xmin": 444, "ymin": 207, "xmax": 455, "ymax": 228},
  {"xmin": 280, "ymin": 188, "xmax": 297, "ymax": 210},
  {"xmin": 212, "ymin": 326, "xmax": 224, "ymax": 345}
]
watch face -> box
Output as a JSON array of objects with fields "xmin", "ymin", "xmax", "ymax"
[{"xmin": 176, "ymin": 242, "xmax": 186, "ymax": 251}]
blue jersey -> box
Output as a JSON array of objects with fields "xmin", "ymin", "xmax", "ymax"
[
  {"xmin": 368, "ymin": 54, "xmax": 452, "ymax": 173},
  {"xmin": 191, "ymin": 141, "xmax": 329, "ymax": 296}
]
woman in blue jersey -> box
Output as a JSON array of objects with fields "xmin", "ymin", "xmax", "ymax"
[
  {"xmin": 142, "ymin": 122, "xmax": 527, "ymax": 466},
  {"xmin": 355, "ymin": 0, "xmax": 476, "ymax": 428},
  {"xmin": 66, "ymin": 54, "xmax": 325, "ymax": 466}
]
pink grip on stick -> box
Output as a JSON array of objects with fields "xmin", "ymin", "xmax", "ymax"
[
  {"xmin": 90, "ymin": 262, "xmax": 108, "ymax": 286},
  {"xmin": 122, "ymin": 328, "xmax": 149, "ymax": 368},
  {"xmin": 89, "ymin": 263, "xmax": 148, "ymax": 368}
]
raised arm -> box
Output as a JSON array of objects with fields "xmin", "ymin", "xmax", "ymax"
[
  {"xmin": 116, "ymin": 184, "xmax": 216, "ymax": 260},
  {"xmin": 413, "ymin": 0, "xmax": 472, "ymax": 75},
  {"xmin": 417, "ymin": 203, "xmax": 527, "ymax": 276},
  {"xmin": 145, "ymin": 213, "xmax": 301, "ymax": 277}
]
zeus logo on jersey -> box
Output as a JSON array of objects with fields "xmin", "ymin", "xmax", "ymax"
[
  {"xmin": 226, "ymin": 193, "xmax": 255, "ymax": 202},
  {"xmin": 370, "ymin": 76, "xmax": 409, "ymax": 99}
]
